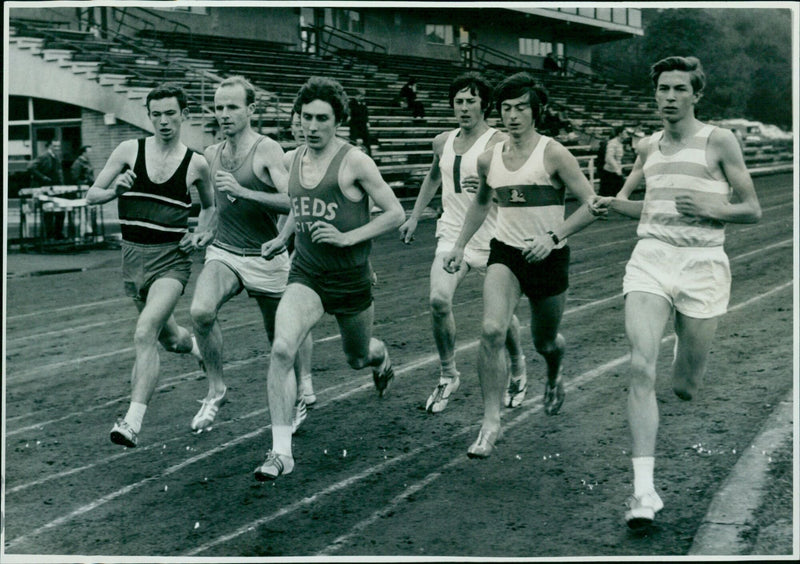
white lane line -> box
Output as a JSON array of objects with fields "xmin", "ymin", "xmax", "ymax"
[
  {"xmin": 4, "ymin": 296, "xmax": 129, "ymax": 321},
  {"xmin": 316, "ymin": 279, "xmax": 794, "ymax": 556},
  {"xmin": 5, "ymin": 280, "xmax": 791, "ymax": 551}
]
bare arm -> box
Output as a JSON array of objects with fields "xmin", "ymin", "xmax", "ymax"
[
  {"xmin": 310, "ymin": 150, "xmax": 405, "ymax": 247},
  {"xmin": 85, "ymin": 140, "xmax": 138, "ymax": 205},
  {"xmin": 674, "ymin": 128, "xmax": 761, "ymax": 224},
  {"xmin": 399, "ymin": 133, "xmax": 445, "ymax": 243},
  {"xmin": 214, "ymin": 140, "xmax": 291, "ymax": 213},
  {"xmin": 187, "ymin": 153, "xmax": 216, "ymax": 249}
]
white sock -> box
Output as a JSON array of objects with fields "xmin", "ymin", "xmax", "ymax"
[
  {"xmin": 510, "ymin": 354, "xmax": 526, "ymax": 378},
  {"xmin": 632, "ymin": 456, "xmax": 655, "ymax": 496},
  {"xmin": 190, "ymin": 336, "xmax": 203, "ymax": 362},
  {"xmin": 441, "ymin": 357, "xmax": 458, "ymax": 378},
  {"xmin": 272, "ymin": 425, "xmax": 293, "ymax": 459},
  {"xmin": 124, "ymin": 402, "xmax": 147, "ymax": 434}
]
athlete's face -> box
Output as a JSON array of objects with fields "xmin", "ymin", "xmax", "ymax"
[
  {"xmin": 655, "ymin": 70, "xmax": 700, "ymax": 124},
  {"xmin": 301, "ymin": 99, "xmax": 338, "ymax": 150},
  {"xmin": 214, "ymin": 84, "xmax": 253, "ymax": 137},
  {"xmin": 148, "ymin": 97, "xmax": 185, "ymax": 142},
  {"xmin": 291, "ymin": 112, "xmax": 305, "ymax": 144},
  {"xmin": 500, "ymin": 92, "xmax": 535, "ymax": 137},
  {"xmin": 452, "ymin": 86, "xmax": 485, "ymax": 130}
]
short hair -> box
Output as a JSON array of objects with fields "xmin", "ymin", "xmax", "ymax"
[
  {"xmin": 146, "ymin": 83, "xmax": 188, "ymax": 112},
  {"xmin": 493, "ymin": 72, "xmax": 549, "ymax": 124},
  {"xmin": 218, "ymin": 75, "xmax": 256, "ymax": 106},
  {"xmin": 612, "ymin": 125, "xmax": 626, "ymax": 137},
  {"xmin": 294, "ymin": 77, "xmax": 349, "ymax": 124},
  {"xmin": 449, "ymin": 72, "xmax": 494, "ymax": 118},
  {"xmin": 78, "ymin": 144, "xmax": 91, "ymax": 154},
  {"xmin": 649, "ymin": 56, "xmax": 706, "ymax": 95}
]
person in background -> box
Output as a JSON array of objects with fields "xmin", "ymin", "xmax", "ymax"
[
  {"xmin": 71, "ymin": 145, "xmax": 95, "ymax": 186},
  {"xmin": 348, "ymin": 89, "xmax": 372, "ymax": 156}
]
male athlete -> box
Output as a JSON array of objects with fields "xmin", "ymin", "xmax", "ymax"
[
  {"xmin": 596, "ymin": 56, "xmax": 761, "ymax": 528},
  {"xmin": 443, "ymin": 72, "xmax": 603, "ymax": 458},
  {"xmin": 189, "ymin": 76, "xmax": 313, "ymax": 433},
  {"xmin": 399, "ymin": 72, "xmax": 527, "ymax": 414},
  {"xmin": 254, "ymin": 77, "xmax": 405, "ymax": 480},
  {"xmin": 86, "ymin": 83, "xmax": 214, "ymax": 447}
]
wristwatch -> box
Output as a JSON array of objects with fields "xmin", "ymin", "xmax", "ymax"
[{"xmin": 547, "ymin": 231, "xmax": 560, "ymax": 245}]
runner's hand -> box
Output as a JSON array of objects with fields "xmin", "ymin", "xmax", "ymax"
[
  {"xmin": 399, "ymin": 217, "xmax": 418, "ymax": 244},
  {"xmin": 113, "ymin": 169, "xmax": 136, "ymax": 196},
  {"xmin": 215, "ymin": 171, "xmax": 248, "ymax": 199},
  {"xmin": 523, "ymin": 234, "xmax": 554, "ymax": 263},
  {"xmin": 310, "ymin": 221, "xmax": 350, "ymax": 247},
  {"xmin": 261, "ymin": 237, "xmax": 286, "ymax": 260},
  {"xmin": 461, "ymin": 175, "xmax": 480, "ymax": 194},
  {"xmin": 442, "ymin": 248, "xmax": 464, "ymax": 273}
]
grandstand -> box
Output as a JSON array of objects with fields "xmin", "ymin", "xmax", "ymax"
[{"xmin": 8, "ymin": 5, "xmax": 793, "ymax": 204}]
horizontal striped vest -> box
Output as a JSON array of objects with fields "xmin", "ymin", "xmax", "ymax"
[
  {"xmin": 118, "ymin": 138, "xmax": 193, "ymax": 244},
  {"xmin": 639, "ymin": 125, "xmax": 729, "ymax": 247},
  {"xmin": 486, "ymin": 136, "xmax": 565, "ymax": 250}
]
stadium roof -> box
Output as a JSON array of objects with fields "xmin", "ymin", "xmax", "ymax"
[{"xmin": 507, "ymin": 6, "xmax": 644, "ymax": 44}]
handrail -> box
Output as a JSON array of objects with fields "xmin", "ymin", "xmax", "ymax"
[
  {"xmin": 467, "ymin": 43, "xmax": 537, "ymax": 72},
  {"xmin": 304, "ymin": 24, "xmax": 386, "ymax": 57},
  {"xmin": 112, "ymin": 7, "xmax": 192, "ymax": 52}
]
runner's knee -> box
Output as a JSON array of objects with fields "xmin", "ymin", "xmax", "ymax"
[
  {"xmin": 429, "ymin": 291, "xmax": 453, "ymax": 317},
  {"xmin": 481, "ymin": 319, "xmax": 507, "ymax": 350},
  {"xmin": 190, "ymin": 300, "xmax": 217, "ymax": 332}
]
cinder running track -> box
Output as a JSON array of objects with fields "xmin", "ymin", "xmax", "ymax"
[{"xmin": 2, "ymin": 172, "xmax": 794, "ymax": 558}]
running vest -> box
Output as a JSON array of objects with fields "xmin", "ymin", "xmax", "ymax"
[
  {"xmin": 210, "ymin": 136, "xmax": 280, "ymax": 255},
  {"xmin": 639, "ymin": 125, "xmax": 729, "ymax": 247},
  {"xmin": 118, "ymin": 138, "xmax": 193, "ymax": 244},
  {"xmin": 438, "ymin": 127, "xmax": 499, "ymax": 250},
  {"xmin": 289, "ymin": 143, "xmax": 371, "ymax": 272},
  {"xmin": 486, "ymin": 136, "xmax": 565, "ymax": 250}
]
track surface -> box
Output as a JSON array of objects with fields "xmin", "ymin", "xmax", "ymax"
[{"xmin": 2, "ymin": 172, "xmax": 794, "ymax": 558}]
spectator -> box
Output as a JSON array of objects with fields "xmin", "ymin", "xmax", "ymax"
[
  {"xmin": 348, "ymin": 88, "xmax": 372, "ymax": 155},
  {"xmin": 544, "ymin": 52, "xmax": 560, "ymax": 73},
  {"xmin": 400, "ymin": 77, "xmax": 425, "ymax": 119},
  {"xmin": 28, "ymin": 139, "xmax": 67, "ymax": 240},
  {"xmin": 598, "ymin": 126, "xmax": 630, "ymax": 197},
  {"xmin": 70, "ymin": 145, "xmax": 95, "ymax": 186}
]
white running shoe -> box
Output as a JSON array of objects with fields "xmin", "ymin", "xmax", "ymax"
[
  {"xmin": 190, "ymin": 387, "xmax": 227, "ymax": 430},
  {"xmin": 292, "ymin": 397, "xmax": 307, "ymax": 434},
  {"xmin": 504, "ymin": 372, "xmax": 527, "ymax": 408},
  {"xmin": 254, "ymin": 451, "xmax": 294, "ymax": 481},
  {"xmin": 426, "ymin": 373, "xmax": 461, "ymax": 413},
  {"xmin": 110, "ymin": 419, "xmax": 138, "ymax": 448},
  {"xmin": 625, "ymin": 491, "xmax": 664, "ymax": 529}
]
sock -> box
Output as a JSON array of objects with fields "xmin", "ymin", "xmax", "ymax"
[
  {"xmin": 124, "ymin": 402, "xmax": 147, "ymax": 434},
  {"xmin": 441, "ymin": 356, "xmax": 458, "ymax": 378},
  {"xmin": 632, "ymin": 456, "xmax": 655, "ymax": 496},
  {"xmin": 510, "ymin": 354, "xmax": 526, "ymax": 379},
  {"xmin": 272, "ymin": 425, "xmax": 293, "ymax": 459},
  {"xmin": 190, "ymin": 335, "xmax": 203, "ymax": 362}
]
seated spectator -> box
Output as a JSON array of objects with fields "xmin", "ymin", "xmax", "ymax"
[{"xmin": 544, "ymin": 52, "xmax": 560, "ymax": 73}]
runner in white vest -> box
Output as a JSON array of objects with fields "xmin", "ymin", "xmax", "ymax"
[
  {"xmin": 399, "ymin": 72, "xmax": 527, "ymax": 415},
  {"xmin": 443, "ymin": 72, "xmax": 604, "ymax": 459}
]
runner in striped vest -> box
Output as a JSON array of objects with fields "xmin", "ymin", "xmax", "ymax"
[
  {"xmin": 442, "ymin": 72, "xmax": 605, "ymax": 459},
  {"xmin": 598, "ymin": 56, "xmax": 762, "ymax": 529},
  {"xmin": 86, "ymin": 83, "xmax": 215, "ymax": 449}
]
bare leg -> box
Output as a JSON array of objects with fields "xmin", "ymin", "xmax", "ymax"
[
  {"xmin": 190, "ymin": 261, "xmax": 242, "ymax": 401},
  {"xmin": 671, "ymin": 313, "xmax": 719, "ymax": 401},
  {"xmin": 429, "ymin": 253, "xmax": 469, "ymax": 374}
]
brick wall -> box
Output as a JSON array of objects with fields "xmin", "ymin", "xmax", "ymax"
[{"xmin": 80, "ymin": 108, "xmax": 148, "ymax": 173}]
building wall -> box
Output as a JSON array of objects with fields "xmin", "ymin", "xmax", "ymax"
[{"xmin": 80, "ymin": 109, "xmax": 148, "ymax": 175}]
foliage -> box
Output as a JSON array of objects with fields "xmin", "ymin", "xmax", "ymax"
[{"xmin": 593, "ymin": 8, "xmax": 792, "ymax": 129}]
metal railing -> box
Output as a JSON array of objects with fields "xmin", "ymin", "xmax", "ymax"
[
  {"xmin": 303, "ymin": 24, "xmax": 386, "ymax": 58},
  {"xmin": 466, "ymin": 43, "xmax": 537, "ymax": 72},
  {"xmin": 112, "ymin": 7, "xmax": 192, "ymax": 55}
]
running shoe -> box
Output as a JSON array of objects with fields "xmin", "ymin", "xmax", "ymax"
[
  {"xmin": 426, "ymin": 373, "xmax": 461, "ymax": 413},
  {"xmin": 504, "ymin": 372, "xmax": 527, "ymax": 408},
  {"xmin": 110, "ymin": 419, "xmax": 138, "ymax": 448},
  {"xmin": 292, "ymin": 397, "xmax": 307, "ymax": 434},
  {"xmin": 254, "ymin": 451, "xmax": 294, "ymax": 481},
  {"xmin": 543, "ymin": 375, "xmax": 565, "ymax": 415},
  {"xmin": 372, "ymin": 351, "xmax": 394, "ymax": 398},
  {"xmin": 300, "ymin": 374, "xmax": 317, "ymax": 406},
  {"xmin": 467, "ymin": 427, "xmax": 502, "ymax": 459},
  {"xmin": 625, "ymin": 491, "xmax": 664, "ymax": 529},
  {"xmin": 190, "ymin": 387, "xmax": 227, "ymax": 431}
]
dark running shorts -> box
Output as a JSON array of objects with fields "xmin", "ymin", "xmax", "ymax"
[
  {"xmin": 288, "ymin": 259, "xmax": 373, "ymax": 316},
  {"xmin": 122, "ymin": 240, "xmax": 192, "ymax": 303},
  {"xmin": 487, "ymin": 238, "xmax": 570, "ymax": 302}
]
